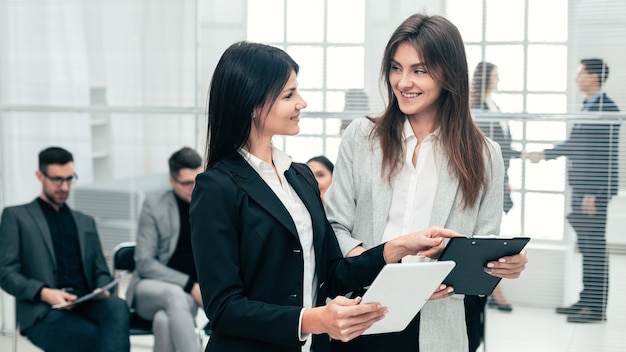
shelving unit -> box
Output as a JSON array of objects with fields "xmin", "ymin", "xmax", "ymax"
[{"xmin": 90, "ymin": 86, "xmax": 112, "ymax": 181}]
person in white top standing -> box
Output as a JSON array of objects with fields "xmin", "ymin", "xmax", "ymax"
[
  {"xmin": 324, "ymin": 14, "xmax": 529, "ymax": 352},
  {"xmin": 189, "ymin": 41, "xmax": 463, "ymax": 352}
]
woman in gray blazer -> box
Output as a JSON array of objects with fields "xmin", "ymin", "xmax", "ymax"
[{"xmin": 325, "ymin": 14, "xmax": 528, "ymax": 352}]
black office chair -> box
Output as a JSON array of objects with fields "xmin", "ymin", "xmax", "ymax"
[
  {"xmin": 112, "ymin": 242, "xmax": 205, "ymax": 349},
  {"xmin": 112, "ymin": 242, "xmax": 154, "ymax": 335}
]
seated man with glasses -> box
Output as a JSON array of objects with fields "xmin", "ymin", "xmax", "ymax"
[
  {"xmin": 0, "ymin": 146, "xmax": 131, "ymax": 352},
  {"xmin": 126, "ymin": 146, "xmax": 206, "ymax": 352}
]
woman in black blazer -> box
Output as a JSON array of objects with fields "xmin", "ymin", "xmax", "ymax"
[
  {"xmin": 470, "ymin": 62, "xmax": 521, "ymax": 215},
  {"xmin": 189, "ymin": 41, "xmax": 460, "ymax": 352},
  {"xmin": 465, "ymin": 61, "xmax": 520, "ymax": 352}
]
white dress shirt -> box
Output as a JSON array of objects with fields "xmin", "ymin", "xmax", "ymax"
[
  {"xmin": 381, "ymin": 119, "xmax": 439, "ymax": 263},
  {"xmin": 239, "ymin": 147, "xmax": 316, "ymax": 352}
]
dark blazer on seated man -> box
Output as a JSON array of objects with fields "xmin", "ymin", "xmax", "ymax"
[{"xmin": 0, "ymin": 146, "xmax": 130, "ymax": 352}]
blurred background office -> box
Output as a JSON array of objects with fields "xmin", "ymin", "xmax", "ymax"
[{"xmin": 1, "ymin": 0, "xmax": 625, "ymax": 351}]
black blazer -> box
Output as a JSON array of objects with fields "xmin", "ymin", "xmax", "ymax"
[
  {"xmin": 190, "ymin": 155, "xmax": 386, "ymax": 352},
  {"xmin": 544, "ymin": 92, "xmax": 620, "ymax": 196},
  {"xmin": 0, "ymin": 199, "xmax": 113, "ymax": 331},
  {"xmin": 473, "ymin": 102, "xmax": 520, "ymax": 213}
]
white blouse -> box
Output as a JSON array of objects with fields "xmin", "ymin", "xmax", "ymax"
[{"xmin": 381, "ymin": 119, "xmax": 440, "ymax": 263}]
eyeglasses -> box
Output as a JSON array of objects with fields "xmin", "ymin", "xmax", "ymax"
[
  {"xmin": 41, "ymin": 170, "xmax": 78, "ymax": 186},
  {"xmin": 172, "ymin": 177, "xmax": 195, "ymax": 188}
]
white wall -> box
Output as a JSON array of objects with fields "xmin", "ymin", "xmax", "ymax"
[{"xmin": 570, "ymin": 0, "xmax": 626, "ymax": 108}]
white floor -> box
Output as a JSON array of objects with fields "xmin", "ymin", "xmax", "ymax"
[
  {"xmin": 2, "ymin": 253, "xmax": 625, "ymax": 352},
  {"xmin": 480, "ymin": 252, "xmax": 626, "ymax": 352}
]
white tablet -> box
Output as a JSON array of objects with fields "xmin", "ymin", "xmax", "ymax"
[{"xmin": 360, "ymin": 261, "xmax": 456, "ymax": 335}]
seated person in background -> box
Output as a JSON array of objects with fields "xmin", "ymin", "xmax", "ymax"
[
  {"xmin": 0, "ymin": 146, "xmax": 130, "ymax": 352},
  {"xmin": 126, "ymin": 147, "xmax": 204, "ymax": 352},
  {"xmin": 306, "ymin": 155, "xmax": 334, "ymax": 202}
]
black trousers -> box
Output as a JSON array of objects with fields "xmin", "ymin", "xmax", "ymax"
[
  {"xmin": 567, "ymin": 192, "xmax": 610, "ymax": 314},
  {"xmin": 24, "ymin": 296, "xmax": 130, "ymax": 352},
  {"xmin": 464, "ymin": 295, "xmax": 487, "ymax": 352}
]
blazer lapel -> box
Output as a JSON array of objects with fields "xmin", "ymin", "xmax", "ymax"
[
  {"xmin": 284, "ymin": 166, "xmax": 326, "ymax": 243},
  {"xmin": 72, "ymin": 211, "xmax": 92, "ymax": 283},
  {"xmin": 286, "ymin": 165, "xmax": 334, "ymax": 270},
  {"xmin": 166, "ymin": 191, "xmax": 181, "ymax": 250},
  {"xmin": 430, "ymin": 154, "xmax": 458, "ymax": 227},
  {"xmin": 221, "ymin": 157, "xmax": 298, "ymax": 238},
  {"xmin": 370, "ymin": 141, "xmax": 392, "ymax": 245},
  {"xmin": 26, "ymin": 200, "xmax": 57, "ymax": 267}
]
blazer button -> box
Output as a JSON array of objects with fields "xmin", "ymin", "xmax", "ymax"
[
  {"xmin": 292, "ymin": 249, "xmax": 301, "ymax": 253},
  {"xmin": 289, "ymin": 294, "xmax": 298, "ymax": 298}
]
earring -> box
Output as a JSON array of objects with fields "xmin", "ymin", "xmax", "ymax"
[{"xmin": 251, "ymin": 113, "xmax": 256, "ymax": 119}]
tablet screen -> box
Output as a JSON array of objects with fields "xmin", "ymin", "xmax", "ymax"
[{"xmin": 360, "ymin": 261, "xmax": 456, "ymax": 335}]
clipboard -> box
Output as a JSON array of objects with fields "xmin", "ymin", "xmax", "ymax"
[
  {"xmin": 360, "ymin": 261, "xmax": 456, "ymax": 335},
  {"xmin": 52, "ymin": 273, "xmax": 127, "ymax": 309},
  {"xmin": 437, "ymin": 236, "xmax": 530, "ymax": 295}
]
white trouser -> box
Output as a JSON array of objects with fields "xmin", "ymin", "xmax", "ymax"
[{"xmin": 134, "ymin": 279, "xmax": 199, "ymax": 352}]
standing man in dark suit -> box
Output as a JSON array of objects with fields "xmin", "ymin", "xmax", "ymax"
[
  {"xmin": 524, "ymin": 58, "xmax": 620, "ymax": 323},
  {"xmin": 0, "ymin": 147, "xmax": 130, "ymax": 351}
]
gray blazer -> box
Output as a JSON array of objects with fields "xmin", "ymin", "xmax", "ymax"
[
  {"xmin": 325, "ymin": 118, "xmax": 504, "ymax": 352},
  {"xmin": 0, "ymin": 199, "xmax": 113, "ymax": 332},
  {"xmin": 125, "ymin": 190, "xmax": 191, "ymax": 307}
]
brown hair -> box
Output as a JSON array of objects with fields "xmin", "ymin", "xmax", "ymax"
[{"xmin": 373, "ymin": 14, "xmax": 489, "ymax": 208}]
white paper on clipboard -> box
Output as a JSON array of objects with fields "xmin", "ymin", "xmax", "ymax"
[{"xmin": 52, "ymin": 273, "xmax": 128, "ymax": 309}]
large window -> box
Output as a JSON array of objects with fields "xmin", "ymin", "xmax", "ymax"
[
  {"xmin": 247, "ymin": 0, "xmax": 366, "ymax": 161},
  {"xmin": 2, "ymin": 2, "xmax": 626, "ymax": 350},
  {"xmin": 447, "ymin": 0, "xmax": 569, "ymax": 114},
  {"xmin": 447, "ymin": 0, "xmax": 572, "ymax": 241}
]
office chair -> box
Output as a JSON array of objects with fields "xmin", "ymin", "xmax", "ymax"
[
  {"xmin": 112, "ymin": 242, "xmax": 153, "ymax": 336},
  {"xmin": 112, "ymin": 242, "xmax": 204, "ymax": 349}
]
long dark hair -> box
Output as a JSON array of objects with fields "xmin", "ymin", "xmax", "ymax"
[
  {"xmin": 470, "ymin": 61, "xmax": 497, "ymax": 108},
  {"xmin": 374, "ymin": 14, "xmax": 488, "ymax": 208},
  {"xmin": 307, "ymin": 155, "xmax": 334, "ymax": 174},
  {"xmin": 205, "ymin": 41, "xmax": 299, "ymax": 168}
]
